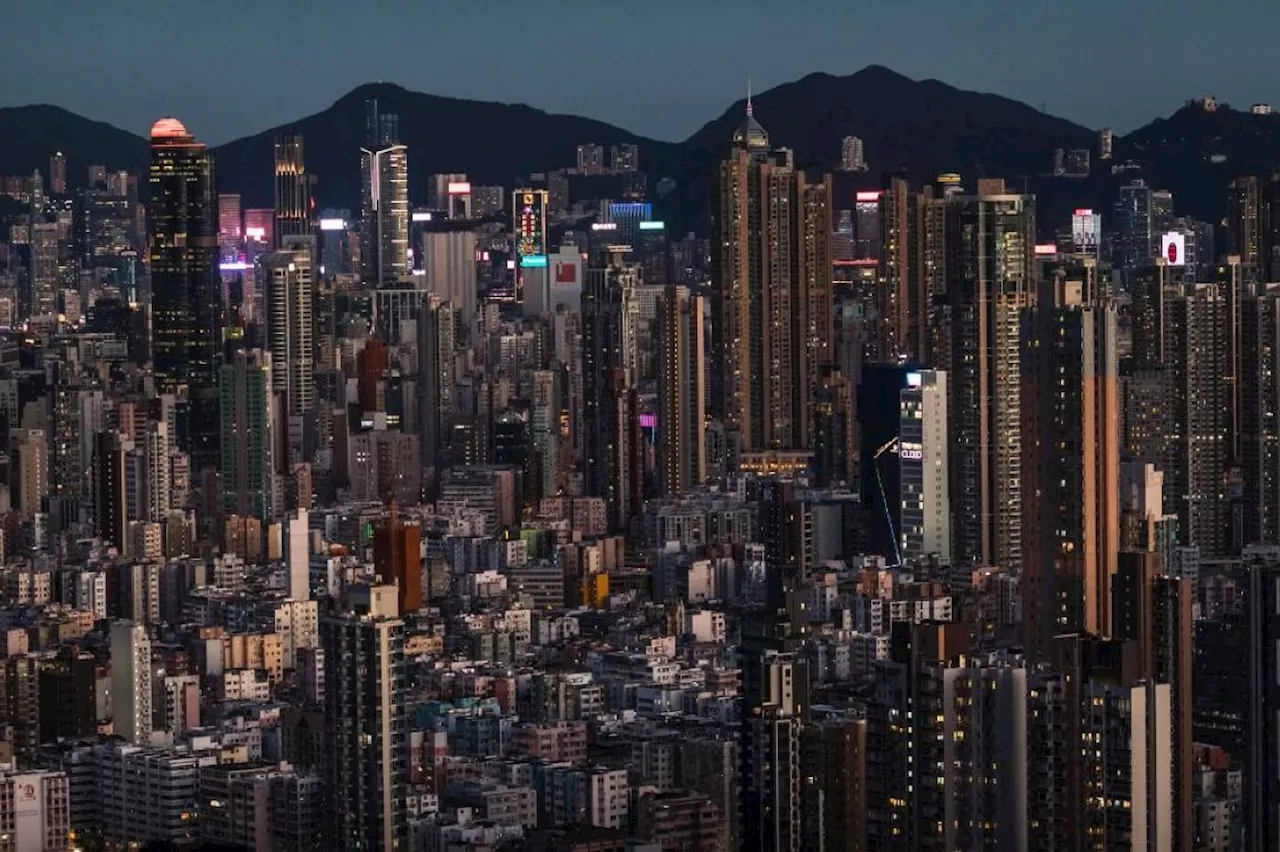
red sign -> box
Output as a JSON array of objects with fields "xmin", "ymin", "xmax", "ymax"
[
  {"xmin": 1167, "ymin": 241, "xmax": 1179, "ymax": 264},
  {"xmin": 554, "ymin": 261, "xmax": 579, "ymax": 286}
]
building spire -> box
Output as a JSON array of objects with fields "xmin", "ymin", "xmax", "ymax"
[{"xmin": 747, "ymin": 78, "xmax": 754, "ymax": 117}]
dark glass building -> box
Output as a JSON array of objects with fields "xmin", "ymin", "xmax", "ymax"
[{"xmin": 148, "ymin": 117, "xmax": 221, "ymax": 471}]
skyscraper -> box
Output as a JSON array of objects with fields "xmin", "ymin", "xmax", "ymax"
[
  {"xmin": 261, "ymin": 242, "xmax": 314, "ymax": 460},
  {"xmin": 657, "ymin": 284, "xmax": 707, "ymax": 495},
  {"xmin": 947, "ymin": 180, "xmax": 1034, "ymax": 572},
  {"xmin": 1022, "ymin": 276, "xmax": 1120, "ymax": 650},
  {"xmin": 1112, "ymin": 553, "xmax": 1195, "ymax": 852},
  {"xmin": 273, "ymin": 133, "xmax": 310, "ymax": 248},
  {"xmin": 322, "ymin": 588, "xmax": 407, "ymax": 850},
  {"xmin": 1244, "ymin": 285, "xmax": 1280, "ymax": 546},
  {"xmin": 581, "ymin": 253, "xmax": 626, "ymax": 512},
  {"xmin": 711, "ymin": 101, "xmax": 833, "ymax": 453},
  {"xmin": 876, "ymin": 173, "xmax": 911, "ymax": 360},
  {"xmin": 148, "ymin": 117, "xmax": 221, "ymax": 472},
  {"xmin": 1165, "ymin": 283, "xmax": 1231, "ymax": 555},
  {"xmin": 219, "ymin": 349, "xmax": 275, "ymax": 521},
  {"xmin": 49, "ymin": 151, "xmax": 66, "ymax": 194},
  {"xmin": 416, "ymin": 297, "xmax": 456, "ymax": 478},
  {"xmin": 93, "ymin": 430, "xmax": 129, "ymax": 554},
  {"xmin": 1227, "ymin": 176, "xmax": 1261, "ymax": 286},
  {"xmin": 899, "ymin": 369, "xmax": 950, "ymax": 563},
  {"xmin": 360, "ymin": 101, "xmax": 409, "ymax": 287}
]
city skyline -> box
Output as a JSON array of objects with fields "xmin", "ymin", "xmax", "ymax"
[{"xmin": 4, "ymin": 0, "xmax": 1280, "ymax": 145}]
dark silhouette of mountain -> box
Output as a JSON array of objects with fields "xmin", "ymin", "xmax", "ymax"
[
  {"xmin": 211, "ymin": 82, "xmax": 683, "ymax": 211},
  {"xmin": 684, "ymin": 66, "xmax": 1095, "ymax": 181},
  {"xmin": 0, "ymin": 105, "xmax": 148, "ymax": 188},
  {"xmin": 1114, "ymin": 101, "xmax": 1280, "ymax": 225},
  {"xmin": 6, "ymin": 70, "xmax": 1279, "ymax": 238}
]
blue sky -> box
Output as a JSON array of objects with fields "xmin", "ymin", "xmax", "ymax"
[{"xmin": 1, "ymin": 0, "xmax": 1275, "ymax": 144}]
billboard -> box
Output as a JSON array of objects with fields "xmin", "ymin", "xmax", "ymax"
[
  {"xmin": 1071, "ymin": 210, "xmax": 1100, "ymax": 253},
  {"xmin": 1162, "ymin": 232, "xmax": 1186, "ymax": 266},
  {"xmin": 447, "ymin": 181, "xmax": 471, "ymax": 195},
  {"xmin": 553, "ymin": 258, "xmax": 581, "ymax": 287},
  {"xmin": 514, "ymin": 189, "xmax": 548, "ymax": 259},
  {"xmin": 318, "ymin": 218, "xmax": 346, "ymax": 231},
  {"xmin": 639, "ymin": 221, "xmax": 665, "ymax": 231},
  {"xmin": 855, "ymin": 191, "xmax": 882, "ymax": 202},
  {"xmin": 411, "ymin": 212, "xmax": 432, "ymax": 222}
]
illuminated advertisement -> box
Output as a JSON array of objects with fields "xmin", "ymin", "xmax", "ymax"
[
  {"xmin": 553, "ymin": 257, "xmax": 581, "ymax": 287},
  {"xmin": 521, "ymin": 254, "xmax": 548, "ymax": 268},
  {"xmin": 639, "ymin": 221, "xmax": 665, "ymax": 231},
  {"xmin": 1034, "ymin": 243, "xmax": 1058, "ymax": 256},
  {"xmin": 855, "ymin": 191, "xmax": 882, "ymax": 203},
  {"xmin": 591, "ymin": 222, "xmax": 618, "ymax": 231},
  {"xmin": 447, "ymin": 181, "xmax": 471, "ymax": 195},
  {"xmin": 514, "ymin": 189, "xmax": 548, "ymax": 259},
  {"xmin": 1071, "ymin": 209, "xmax": 1100, "ymax": 253},
  {"xmin": 319, "ymin": 218, "xmax": 346, "ymax": 231},
  {"xmin": 411, "ymin": 212, "xmax": 432, "ymax": 222},
  {"xmin": 1161, "ymin": 232, "xmax": 1186, "ymax": 266},
  {"xmin": 245, "ymin": 226, "xmax": 266, "ymax": 241}
]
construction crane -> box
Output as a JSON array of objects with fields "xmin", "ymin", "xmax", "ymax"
[{"xmin": 873, "ymin": 436, "xmax": 903, "ymax": 567}]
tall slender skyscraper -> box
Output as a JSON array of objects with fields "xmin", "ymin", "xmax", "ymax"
[
  {"xmin": 1243, "ymin": 285, "xmax": 1280, "ymax": 545},
  {"xmin": 711, "ymin": 101, "xmax": 833, "ymax": 453},
  {"xmin": 219, "ymin": 349, "xmax": 275, "ymax": 521},
  {"xmin": 261, "ymin": 242, "xmax": 314, "ymax": 461},
  {"xmin": 148, "ymin": 118, "xmax": 221, "ymax": 472},
  {"xmin": 899, "ymin": 369, "xmax": 951, "ymax": 563},
  {"xmin": 360, "ymin": 101, "xmax": 409, "ymax": 287},
  {"xmin": 273, "ymin": 133, "xmax": 311, "ymax": 248},
  {"xmin": 1165, "ymin": 283, "xmax": 1231, "ymax": 555},
  {"xmin": 876, "ymin": 173, "xmax": 911, "ymax": 360},
  {"xmin": 947, "ymin": 180, "xmax": 1034, "ymax": 572},
  {"xmin": 657, "ymin": 284, "xmax": 707, "ymax": 495},
  {"xmin": 1022, "ymin": 276, "xmax": 1120, "ymax": 651},
  {"xmin": 1227, "ymin": 176, "xmax": 1261, "ymax": 286}
]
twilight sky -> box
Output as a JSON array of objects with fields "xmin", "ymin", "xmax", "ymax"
[{"xmin": 1, "ymin": 0, "xmax": 1276, "ymax": 146}]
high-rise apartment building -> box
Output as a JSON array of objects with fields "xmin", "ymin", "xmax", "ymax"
[
  {"xmin": 416, "ymin": 297, "xmax": 456, "ymax": 477},
  {"xmin": 322, "ymin": 587, "xmax": 407, "ymax": 851},
  {"xmin": 947, "ymin": 180, "xmax": 1034, "ymax": 572},
  {"xmin": 1165, "ymin": 283, "xmax": 1232, "ymax": 555},
  {"xmin": 1112, "ymin": 552, "xmax": 1196, "ymax": 852},
  {"xmin": 219, "ymin": 349, "xmax": 275, "ymax": 521},
  {"xmin": 739, "ymin": 644, "xmax": 808, "ymax": 852},
  {"xmin": 1022, "ymin": 277, "xmax": 1120, "ymax": 650},
  {"xmin": 261, "ymin": 241, "xmax": 314, "ymax": 458},
  {"xmin": 273, "ymin": 133, "xmax": 311, "ymax": 248},
  {"xmin": 711, "ymin": 103, "xmax": 832, "ymax": 453},
  {"xmin": 1244, "ymin": 285, "xmax": 1280, "ymax": 546},
  {"xmin": 657, "ymin": 285, "xmax": 706, "ymax": 495},
  {"xmin": 360, "ymin": 101, "xmax": 409, "ymax": 287},
  {"xmin": 110, "ymin": 620, "xmax": 152, "ymax": 745},
  {"xmin": 148, "ymin": 117, "xmax": 221, "ymax": 472},
  {"xmin": 811, "ymin": 366, "xmax": 856, "ymax": 488},
  {"xmin": 876, "ymin": 174, "xmax": 911, "ymax": 361},
  {"xmin": 899, "ymin": 369, "xmax": 950, "ymax": 563}
]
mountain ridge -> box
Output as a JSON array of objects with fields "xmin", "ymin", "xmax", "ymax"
[{"xmin": 0, "ymin": 68, "xmax": 1272, "ymax": 232}]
